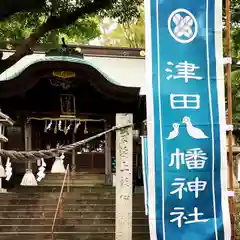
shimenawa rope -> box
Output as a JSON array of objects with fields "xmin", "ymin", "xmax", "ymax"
[{"xmin": 0, "ymin": 124, "xmax": 132, "ymax": 161}]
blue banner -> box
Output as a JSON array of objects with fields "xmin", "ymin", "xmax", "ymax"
[
  {"xmin": 144, "ymin": 0, "xmax": 231, "ymax": 239},
  {"xmin": 141, "ymin": 136, "xmax": 149, "ymax": 216}
]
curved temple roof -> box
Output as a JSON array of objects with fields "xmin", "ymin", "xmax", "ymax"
[{"xmin": 0, "ymin": 54, "xmax": 141, "ymax": 102}]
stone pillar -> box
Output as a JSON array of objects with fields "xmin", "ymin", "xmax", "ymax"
[
  {"xmin": 115, "ymin": 113, "xmax": 133, "ymax": 240},
  {"xmin": 105, "ymin": 123, "xmax": 112, "ymax": 185}
]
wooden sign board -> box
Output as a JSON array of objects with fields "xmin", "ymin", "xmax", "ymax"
[{"xmin": 60, "ymin": 94, "xmax": 76, "ymax": 115}]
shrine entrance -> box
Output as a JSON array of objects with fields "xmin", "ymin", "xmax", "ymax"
[
  {"xmin": 31, "ymin": 117, "xmax": 106, "ymax": 173},
  {"xmin": 0, "ymin": 49, "xmax": 145, "ymax": 183}
]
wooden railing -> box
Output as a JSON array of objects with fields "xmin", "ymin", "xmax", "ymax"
[{"xmin": 51, "ymin": 164, "xmax": 70, "ymax": 233}]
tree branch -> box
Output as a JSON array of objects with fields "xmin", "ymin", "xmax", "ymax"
[
  {"xmin": 2, "ymin": 0, "xmax": 115, "ymax": 71},
  {"xmin": 0, "ymin": 0, "xmax": 45, "ymax": 21}
]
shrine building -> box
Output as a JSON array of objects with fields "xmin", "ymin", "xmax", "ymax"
[{"xmin": 0, "ymin": 45, "xmax": 146, "ymax": 186}]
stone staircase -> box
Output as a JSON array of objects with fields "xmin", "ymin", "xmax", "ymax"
[
  {"xmin": 38, "ymin": 173, "xmax": 105, "ymax": 187},
  {"xmin": 0, "ymin": 175, "xmax": 149, "ymax": 240}
]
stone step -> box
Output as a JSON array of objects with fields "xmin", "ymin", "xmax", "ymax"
[
  {"xmin": 0, "ymin": 186, "xmax": 149, "ymax": 239},
  {"xmin": 5, "ymin": 186, "xmax": 142, "ymax": 195},
  {"xmin": 0, "ymin": 194, "xmax": 144, "ymax": 201},
  {"xmin": 0, "ymin": 192, "xmax": 60, "ymax": 198},
  {"xmin": 3, "ymin": 194, "xmax": 120, "ymax": 200},
  {"xmin": 45, "ymin": 184, "xmax": 105, "ymax": 188},
  {"xmin": 0, "ymin": 204, "xmax": 145, "ymax": 211},
  {"xmin": 39, "ymin": 174, "xmax": 105, "ymax": 187},
  {"xmin": 0, "ymin": 232, "xmax": 150, "ymax": 240},
  {"xmin": 14, "ymin": 186, "xmax": 144, "ymax": 193},
  {"xmin": 0, "ymin": 199, "xmax": 144, "ymax": 207},
  {"xmin": 0, "ymin": 194, "xmax": 116, "ymax": 200},
  {"xmin": 42, "ymin": 174, "xmax": 104, "ymax": 178},
  {"xmin": 0, "ymin": 217, "xmax": 148, "ymax": 225},
  {"xmin": 0, "ymin": 191, "xmax": 144, "ymax": 196},
  {"xmin": 14, "ymin": 186, "xmax": 115, "ymax": 193},
  {"xmin": 41, "ymin": 173, "xmax": 105, "ymax": 180},
  {"xmin": 41, "ymin": 178, "xmax": 105, "ymax": 183},
  {"xmin": 0, "ymin": 210, "xmax": 146, "ymax": 218},
  {"xmin": 0, "ymin": 224, "xmax": 149, "ymax": 233},
  {"xmin": 40, "ymin": 179, "xmax": 105, "ymax": 185},
  {"xmin": 5, "ymin": 189, "xmax": 114, "ymax": 198}
]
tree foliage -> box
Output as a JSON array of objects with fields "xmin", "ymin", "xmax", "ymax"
[
  {"xmin": 226, "ymin": 0, "xmax": 240, "ymax": 122},
  {"xmin": 0, "ymin": 0, "xmax": 142, "ymax": 73},
  {"xmin": 0, "ymin": 0, "xmax": 45, "ymax": 21},
  {"xmin": 100, "ymin": 6, "xmax": 144, "ymax": 48},
  {"xmin": 100, "ymin": 0, "xmax": 240, "ymax": 51},
  {"xmin": 0, "ymin": 12, "xmax": 101, "ymax": 48},
  {"xmin": 231, "ymin": 71, "xmax": 240, "ymax": 122}
]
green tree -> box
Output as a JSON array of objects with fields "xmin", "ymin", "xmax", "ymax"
[
  {"xmin": 225, "ymin": 0, "xmax": 240, "ymax": 122},
  {"xmin": 101, "ymin": 1, "xmax": 240, "ymax": 50},
  {"xmin": 231, "ymin": 70, "xmax": 240, "ymax": 122},
  {"xmin": 222, "ymin": 0, "xmax": 240, "ymax": 58},
  {"xmin": 0, "ymin": 0, "xmax": 142, "ymax": 73},
  {"xmin": 0, "ymin": 13, "xmax": 101, "ymax": 48},
  {"xmin": 100, "ymin": 5, "xmax": 144, "ymax": 48}
]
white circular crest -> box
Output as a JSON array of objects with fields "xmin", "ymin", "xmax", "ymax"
[{"xmin": 168, "ymin": 9, "xmax": 198, "ymax": 44}]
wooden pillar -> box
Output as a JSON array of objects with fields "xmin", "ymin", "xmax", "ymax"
[
  {"xmin": 236, "ymin": 154, "xmax": 240, "ymax": 187},
  {"xmin": 71, "ymin": 132, "xmax": 76, "ymax": 175},
  {"xmin": 115, "ymin": 113, "xmax": 133, "ymax": 240},
  {"xmin": 105, "ymin": 123, "xmax": 112, "ymax": 185},
  {"xmin": 21, "ymin": 119, "xmax": 37, "ymax": 186},
  {"xmin": 0, "ymin": 114, "xmax": 14, "ymax": 192},
  {"xmin": 0, "ymin": 123, "xmax": 4, "ymax": 191},
  {"xmin": 24, "ymin": 120, "xmax": 32, "ymax": 169},
  {"xmin": 0, "ymin": 124, "xmax": 2, "ymax": 164}
]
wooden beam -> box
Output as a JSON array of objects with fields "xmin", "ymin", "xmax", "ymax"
[
  {"xmin": 115, "ymin": 113, "xmax": 133, "ymax": 240},
  {"xmin": 105, "ymin": 122, "xmax": 112, "ymax": 185},
  {"xmin": 71, "ymin": 132, "xmax": 76, "ymax": 175},
  {"xmin": 1, "ymin": 45, "xmax": 145, "ymax": 58},
  {"xmin": 24, "ymin": 120, "xmax": 32, "ymax": 169},
  {"xmin": 225, "ymin": 0, "xmax": 236, "ymax": 237}
]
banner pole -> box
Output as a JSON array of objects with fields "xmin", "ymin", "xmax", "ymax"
[{"xmin": 225, "ymin": 0, "xmax": 236, "ymax": 238}]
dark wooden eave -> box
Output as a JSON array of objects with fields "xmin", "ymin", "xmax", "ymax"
[
  {"xmin": 0, "ymin": 44, "xmax": 145, "ymax": 59},
  {"xmin": 0, "ymin": 58, "xmax": 140, "ymax": 102}
]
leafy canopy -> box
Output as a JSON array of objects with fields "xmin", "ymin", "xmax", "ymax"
[
  {"xmin": 0, "ymin": 12, "xmax": 101, "ymax": 48},
  {"xmin": 0, "ymin": 0, "xmax": 142, "ymax": 48},
  {"xmin": 225, "ymin": 0, "xmax": 240, "ymax": 122},
  {"xmin": 100, "ymin": 5, "xmax": 144, "ymax": 48}
]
